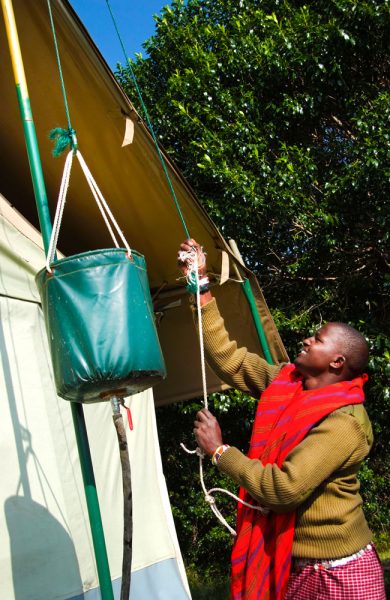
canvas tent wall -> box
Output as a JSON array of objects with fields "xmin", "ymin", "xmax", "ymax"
[{"xmin": 0, "ymin": 195, "xmax": 191, "ymax": 599}]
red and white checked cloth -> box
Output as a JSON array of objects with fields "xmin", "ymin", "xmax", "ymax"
[{"xmin": 284, "ymin": 544, "xmax": 386, "ymax": 600}]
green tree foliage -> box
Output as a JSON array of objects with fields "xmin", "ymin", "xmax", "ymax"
[{"xmin": 117, "ymin": 0, "xmax": 390, "ymax": 576}]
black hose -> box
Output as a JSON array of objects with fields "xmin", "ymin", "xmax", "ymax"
[{"xmin": 112, "ymin": 412, "xmax": 132, "ymax": 600}]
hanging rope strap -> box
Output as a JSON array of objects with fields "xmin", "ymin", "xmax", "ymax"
[
  {"xmin": 46, "ymin": 0, "xmax": 78, "ymax": 155},
  {"xmin": 46, "ymin": 150, "xmax": 132, "ymax": 271},
  {"xmin": 178, "ymin": 248, "xmax": 268, "ymax": 536}
]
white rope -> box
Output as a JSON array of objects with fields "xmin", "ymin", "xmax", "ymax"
[
  {"xmin": 78, "ymin": 153, "xmax": 120, "ymax": 249},
  {"xmin": 76, "ymin": 152, "xmax": 132, "ymax": 255},
  {"xmin": 46, "ymin": 149, "xmax": 132, "ymax": 272},
  {"xmin": 179, "ymin": 246, "xmax": 268, "ymax": 536},
  {"xmin": 177, "ymin": 248, "xmax": 208, "ymax": 410},
  {"xmin": 194, "ymin": 254, "xmax": 208, "ymax": 409},
  {"xmin": 46, "ymin": 151, "xmax": 73, "ymax": 271}
]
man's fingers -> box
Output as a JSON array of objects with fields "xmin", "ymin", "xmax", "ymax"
[
  {"xmin": 177, "ymin": 240, "xmax": 197, "ymax": 267},
  {"xmin": 195, "ymin": 409, "xmax": 213, "ymax": 422},
  {"xmin": 180, "ymin": 238, "xmax": 198, "ymax": 251}
]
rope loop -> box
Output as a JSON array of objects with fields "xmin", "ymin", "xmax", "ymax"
[
  {"xmin": 180, "ymin": 442, "xmax": 198, "ymax": 455},
  {"xmin": 180, "ymin": 443, "xmax": 206, "ymax": 459},
  {"xmin": 45, "ymin": 149, "xmax": 132, "ymax": 271}
]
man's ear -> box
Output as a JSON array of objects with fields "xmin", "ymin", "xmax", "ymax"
[{"xmin": 330, "ymin": 354, "xmax": 346, "ymax": 370}]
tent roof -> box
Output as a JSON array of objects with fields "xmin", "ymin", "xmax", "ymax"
[
  {"xmin": 1, "ymin": 0, "xmax": 223, "ymax": 283},
  {"xmin": 0, "ymin": 0, "xmax": 287, "ymax": 404}
]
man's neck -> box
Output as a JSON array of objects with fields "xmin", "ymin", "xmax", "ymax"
[{"xmin": 302, "ymin": 372, "xmax": 346, "ymax": 390}]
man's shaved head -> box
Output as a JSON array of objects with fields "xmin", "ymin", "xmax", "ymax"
[{"xmin": 329, "ymin": 322, "xmax": 369, "ymax": 377}]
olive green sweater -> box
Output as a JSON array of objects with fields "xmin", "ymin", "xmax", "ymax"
[{"xmin": 199, "ymin": 298, "xmax": 373, "ymax": 559}]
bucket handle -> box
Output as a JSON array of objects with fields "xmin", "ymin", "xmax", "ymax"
[{"xmin": 46, "ymin": 150, "xmax": 132, "ymax": 272}]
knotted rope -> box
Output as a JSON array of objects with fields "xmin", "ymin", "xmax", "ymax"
[{"xmin": 49, "ymin": 127, "xmax": 78, "ymax": 157}]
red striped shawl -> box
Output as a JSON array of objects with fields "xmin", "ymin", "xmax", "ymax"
[{"xmin": 230, "ymin": 364, "xmax": 367, "ymax": 600}]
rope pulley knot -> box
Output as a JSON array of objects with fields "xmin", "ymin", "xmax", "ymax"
[{"xmin": 49, "ymin": 127, "xmax": 78, "ymax": 157}]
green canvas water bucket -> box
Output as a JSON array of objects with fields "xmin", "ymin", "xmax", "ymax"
[{"xmin": 36, "ymin": 248, "xmax": 166, "ymax": 403}]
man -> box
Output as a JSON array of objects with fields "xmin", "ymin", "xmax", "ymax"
[{"xmin": 178, "ymin": 239, "xmax": 386, "ymax": 600}]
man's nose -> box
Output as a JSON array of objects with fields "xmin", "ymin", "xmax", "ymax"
[{"xmin": 303, "ymin": 336, "xmax": 314, "ymax": 347}]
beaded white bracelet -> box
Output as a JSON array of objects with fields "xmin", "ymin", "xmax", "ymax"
[{"xmin": 212, "ymin": 444, "xmax": 230, "ymax": 466}]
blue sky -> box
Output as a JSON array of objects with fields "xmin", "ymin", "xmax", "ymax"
[{"xmin": 69, "ymin": 1, "xmax": 168, "ymax": 69}]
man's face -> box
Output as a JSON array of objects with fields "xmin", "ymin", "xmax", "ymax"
[{"xmin": 294, "ymin": 323, "xmax": 345, "ymax": 377}]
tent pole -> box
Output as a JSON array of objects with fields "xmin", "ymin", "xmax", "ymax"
[
  {"xmin": 228, "ymin": 240, "xmax": 274, "ymax": 364},
  {"xmin": 1, "ymin": 0, "xmax": 52, "ymax": 255},
  {"xmin": 1, "ymin": 2, "xmax": 114, "ymax": 597}
]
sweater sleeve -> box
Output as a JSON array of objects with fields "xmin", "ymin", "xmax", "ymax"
[
  {"xmin": 217, "ymin": 408, "xmax": 370, "ymax": 513},
  {"xmin": 195, "ymin": 298, "xmax": 282, "ymax": 397}
]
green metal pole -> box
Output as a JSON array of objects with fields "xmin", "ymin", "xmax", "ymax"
[
  {"xmin": 241, "ymin": 279, "xmax": 274, "ymax": 365},
  {"xmin": 1, "ymin": 2, "xmax": 114, "ymax": 597},
  {"xmin": 72, "ymin": 404, "xmax": 115, "ymax": 599},
  {"xmin": 228, "ymin": 240, "xmax": 274, "ymax": 365},
  {"xmin": 1, "ymin": 0, "xmax": 52, "ymax": 253}
]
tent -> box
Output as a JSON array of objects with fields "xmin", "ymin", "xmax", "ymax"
[
  {"xmin": 1, "ymin": 194, "xmax": 191, "ymax": 599},
  {"xmin": 0, "ymin": 1, "xmax": 288, "ymax": 598}
]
